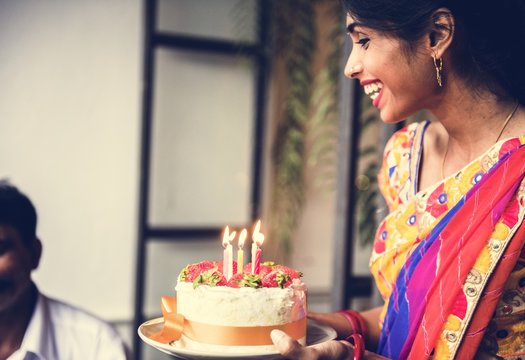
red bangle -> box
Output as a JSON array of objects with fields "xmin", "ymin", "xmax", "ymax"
[
  {"xmin": 348, "ymin": 333, "xmax": 365, "ymax": 360},
  {"xmin": 336, "ymin": 310, "xmax": 368, "ymax": 343},
  {"xmin": 337, "ymin": 310, "xmax": 360, "ymax": 338}
]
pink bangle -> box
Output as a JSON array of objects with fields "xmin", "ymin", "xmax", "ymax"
[
  {"xmin": 348, "ymin": 333, "xmax": 365, "ymax": 360},
  {"xmin": 336, "ymin": 310, "xmax": 368, "ymax": 343}
]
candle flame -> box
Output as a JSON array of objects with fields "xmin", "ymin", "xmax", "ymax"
[
  {"xmin": 253, "ymin": 220, "xmax": 261, "ymax": 235},
  {"xmin": 238, "ymin": 229, "xmax": 247, "ymax": 248},
  {"xmin": 252, "ymin": 220, "xmax": 265, "ymax": 246},
  {"xmin": 222, "ymin": 226, "xmax": 236, "ymax": 247},
  {"xmin": 255, "ymin": 233, "xmax": 265, "ymax": 246}
]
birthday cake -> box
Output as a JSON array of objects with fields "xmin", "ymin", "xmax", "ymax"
[{"xmin": 173, "ymin": 260, "xmax": 307, "ymax": 353}]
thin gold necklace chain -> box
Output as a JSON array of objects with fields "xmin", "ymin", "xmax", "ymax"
[
  {"xmin": 441, "ymin": 102, "xmax": 520, "ymax": 180},
  {"xmin": 495, "ymin": 102, "xmax": 520, "ymax": 143}
]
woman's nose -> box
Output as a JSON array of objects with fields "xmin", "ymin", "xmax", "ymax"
[{"xmin": 344, "ymin": 53, "xmax": 362, "ymax": 79}]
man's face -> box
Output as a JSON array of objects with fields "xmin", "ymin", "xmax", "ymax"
[{"xmin": 0, "ymin": 224, "xmax": 40, "ymax": 312}]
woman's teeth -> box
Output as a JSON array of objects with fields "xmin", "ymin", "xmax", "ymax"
[{"xmin": 364, "ymin": 82, "xmax": 382, "ymax": 100}]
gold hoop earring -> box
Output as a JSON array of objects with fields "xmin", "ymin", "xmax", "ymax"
[{"xmin": 433, "ymin": 55, "xmax": 443, "ymax": 87}]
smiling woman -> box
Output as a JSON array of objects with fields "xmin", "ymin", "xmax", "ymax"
[
  {"xmin": 344, "ymin": 14, "xmax": 448, "ymax": 124},
  {"xmin": 270, "ymin": 0, "xmax": 525, "ymax": 359}
]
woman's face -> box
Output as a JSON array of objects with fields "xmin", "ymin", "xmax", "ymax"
[{"xmin": 345, "ymin": 15, "xmax": 436, "ymax": 123}]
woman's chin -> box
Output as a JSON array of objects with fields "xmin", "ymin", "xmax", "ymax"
[{"xmin": 377, "ymin": 111, "xmax": 403, "ymax": 124}]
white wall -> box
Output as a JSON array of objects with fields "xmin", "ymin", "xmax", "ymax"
[
  {"xmin": 0, "ymin": 2, "xmax": 351, "ymax": 348},
  {"xmin": 0, "ymin": 0, "xmax": 141, "ymax": 322}
]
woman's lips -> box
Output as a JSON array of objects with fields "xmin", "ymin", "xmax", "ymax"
[
  {"xmin": 373, "ymin": 88, "xmax": 383, "ymax": 108},
  {"xmin": 361, "ymin": 79, "xmax": 383, "ymax": 108}
]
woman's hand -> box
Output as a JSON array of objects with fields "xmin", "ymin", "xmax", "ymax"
[
  {"xmin": 270, "ymin": 329, "xmax": 354, "ymax": 359},
  {"xmin": 271, "ymin": 330, "xmax": 389, "ymax": 360}
]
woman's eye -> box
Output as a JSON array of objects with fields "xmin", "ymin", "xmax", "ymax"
[{"xmin": 355, "ymin": 37, "xmax": 370, "ymax": 48}]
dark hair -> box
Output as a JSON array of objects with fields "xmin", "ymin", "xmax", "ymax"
[
  {"xmin": 0, "ymin": 181, "xmax": 37, "ymax": 246},
  {"xmin": 342, "ymin": 0, "xmax": 525, "ymax": 104}
]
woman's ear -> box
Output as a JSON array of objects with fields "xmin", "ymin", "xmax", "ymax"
[{"xmin": 428, "ymin": 8, "xmax": 455, "ymax": 58}]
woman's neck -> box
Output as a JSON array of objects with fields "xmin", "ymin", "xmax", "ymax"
[{"xmin": 429, "ymin": 77, "xmax": 521, "ymax": 164}]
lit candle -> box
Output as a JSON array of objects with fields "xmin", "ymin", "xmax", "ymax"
[
  {"xmin": 251, "ymin": 241, "xmax": 257, "ymax": 274},
  {"xmin": 237, "ymin": 229, "xmax": 247, "ymax": 274},
  {"xmin": 222, "ymin": 226, "xmax": 236, "ymax": 280},
  {"xmin": 251, "ymin": 220, "xmax": 265, "ymax": 274},
  {"xmin": 254, "ymin": 247, "xmax": 262, "ymax": 275}
]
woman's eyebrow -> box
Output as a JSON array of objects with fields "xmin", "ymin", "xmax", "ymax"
[
  {"xmin": 346, "ymin": 23, "xmax": 357, "ymax": 33},
  {"xmin": 346, "ymin": 21, "xmax": 368, "ymax": 34}
]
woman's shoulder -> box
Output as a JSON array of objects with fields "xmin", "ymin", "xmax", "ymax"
[
  {"xmin": 421, "ymin": 120, "xmax": 447, "ymax": 151},
  {"xmin": 379, "ymin": 121, "xmax": 429, "ymax": 209},
  {"xmin": 382, "ymin": 120, "xmax": 429, "ymax": 167},
  {"xmin": 384, "ymin": 122, "xmax": 420, "ymax": 151}
]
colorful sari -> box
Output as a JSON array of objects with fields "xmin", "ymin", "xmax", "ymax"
[{"xmin": 371, "ymin": 121, "xmax": 525, "ymax": 359}]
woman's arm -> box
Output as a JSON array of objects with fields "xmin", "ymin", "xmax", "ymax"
[
  {"xmin": 359, "ymin": 307, "xmax": 383, "ymax": 348},
  {"xmin": 308, "ymin": 306, "xmax": 383, "ymax": 349}
]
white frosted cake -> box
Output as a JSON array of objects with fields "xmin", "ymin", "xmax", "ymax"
[{"xmin": 172, "ymin": 260, "xmax": 307, "ymax": 353}]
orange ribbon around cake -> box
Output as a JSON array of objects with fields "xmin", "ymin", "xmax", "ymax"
[{"xmin": 149, "ymin": 296, "xmax": 307, "ymax": 346}]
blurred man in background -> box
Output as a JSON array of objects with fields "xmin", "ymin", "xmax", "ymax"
[{"xmin": 0, "ymin": 181, "xmax": 129, "ymax": 360}]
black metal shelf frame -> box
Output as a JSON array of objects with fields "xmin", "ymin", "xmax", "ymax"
[{"xmin": 132, "ymin": 1, "xmax": 270, "ymax": 357}]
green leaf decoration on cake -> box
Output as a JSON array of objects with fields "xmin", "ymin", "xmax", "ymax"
[
  {"xmin": 192, "ymin": 268, "xmax": 223, "ymax": 289},
  {"xmin": 179, "ymin": 267, "xmax": 189, "ymax": 282},
  {"xmin": 239, "ymin": 274, "xmax": 262, "ymax": 288},
  {"xmin": 192, "ymin": 274, "xmax": 203, "ymax": 289},
  {"xmin": 275, "ymin": 272, "xmax": 291, "ymax": 289}
]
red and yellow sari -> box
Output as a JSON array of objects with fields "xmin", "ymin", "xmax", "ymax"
[{"xmin": 372, "ymin": 121, "xmax": 525, "ymax": 359}]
